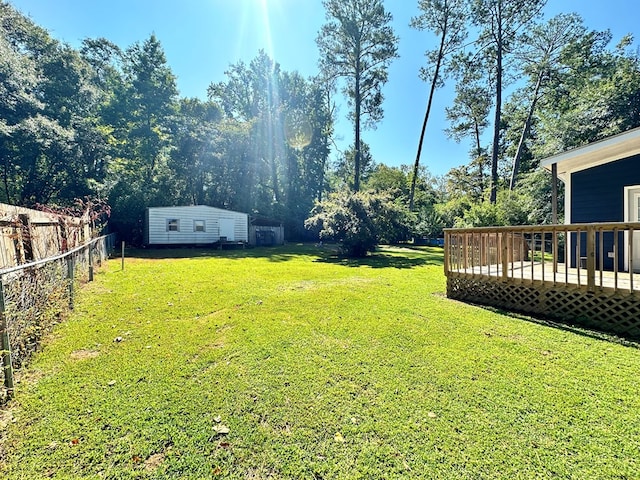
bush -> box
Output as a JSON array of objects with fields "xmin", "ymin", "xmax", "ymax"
[
  {"xmin": 454, "ymin": 191, "xmax": 530, "ymax": 228},
  {"xmin": 305, "ymin": 190, "xmax": 412, "ymax": 257},
  {"xmin": 413, "ymin": 208, "xmax": 445, "ymax": 239}
]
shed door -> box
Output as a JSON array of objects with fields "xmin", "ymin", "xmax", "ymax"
[{"xmin": 219, "ymin": 218, "xmax": 235, "ymax": 241}]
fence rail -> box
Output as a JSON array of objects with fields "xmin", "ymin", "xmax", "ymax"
[{"xmin": 0, "ymin": 233, "xmax": 116, "ymax": 403}]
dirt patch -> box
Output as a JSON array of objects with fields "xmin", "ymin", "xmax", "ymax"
[
  {"xmin": 69, "ymin": 350, "xmax": 100, "ymax": 360},
  {"xmin": 144, "ymin": 452, "xmax": 165, "ymax": 471}
]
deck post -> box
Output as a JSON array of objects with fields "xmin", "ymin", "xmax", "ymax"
[
  {"xmin": 462, "ymin": 233, "xmax": 468, "ymax": 272},
  {"xmin": 552, "ymin": 230, "xmax": 558, "ymax": 283},
  {"xmin": 586, "ymin": 225, "xmax": 596, "ymax": 292},
  {"xmin": 443, "ymin": 231, "xmax": 450, "ymax": 276},
  {"xmin": 501, "ymin": 232, "xmax": 509, "ymax": 281},
  {"xmin": 630, "ymin": 229, "xmax": 634, "ymax": 292}
]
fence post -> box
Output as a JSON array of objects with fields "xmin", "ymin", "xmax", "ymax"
[
  {"xmin": 67, "ymin": 255, "xmax": 75, "ymax": 310},
  {"xmin": 88, "ymin": 243, "xmax": 94, "ymax": 282},
  {"xmin": 0, "ymin": 281, "xmax": 14, "ymax": 398},
  {"xmin": 121, "ymin": 241, "xmax": 125, "ymax": 271}
]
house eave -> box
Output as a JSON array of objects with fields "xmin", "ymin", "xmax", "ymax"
[{"xmin": 540, "ymin": 126, "xmax": 640, "ymax": 180}]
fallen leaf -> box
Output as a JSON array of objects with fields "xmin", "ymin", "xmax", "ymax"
[
  {"xmin": 132, "ymin": 455, "xmax": 142, "ymax": 464},
  {"xmin": 108, "ymin": 380, "xmax": 116, "ymax": 387},
  {"xmin": 218, "ymin": 442, "xmax": 230, "ymax": 449},
  {"xmin": 213, "ymin": 424, "xmax": 230, "ymax": 435},
  {"xmin": 212, "ymin": 466, "xmax": 222, "ymax": 475},
  {"xmin": 427, "ymin": 412, "xmax": 437, "ymax": 418},
  {"xmin": 70, "ymin": 438, "xmax": 80, "ymax": 446},
  {"xmin": 334, "ymin": 432, "xmax": 345, "ymax": 443},
  {"xmin": 213, "ymin": 415, "xmax": 222, "ymax": 423},
  {"xmin": 350, "ymin": 417, "xmax": 358, "ymax": 424}
]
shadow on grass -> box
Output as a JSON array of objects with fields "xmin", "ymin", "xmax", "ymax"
[
  {"xmin": 475, "ymin": 303, "xmax": 640, "ymax": 348},
  {"xmin": 117, "ymin": 244, "xmax": 444, "ymax": 269},
  {"xmin": 118, "ymin": 244, "xmax": 334, "ymax": 263},
  {"xmin": 314, "ymin": 246, "xmax": 444, "ymax": 269}
]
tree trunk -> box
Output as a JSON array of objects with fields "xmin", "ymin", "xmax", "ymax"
[
  {"xmin": 354, "ymin": 67, "xmax": 362, "ymax": 192},
  {"xmin": 270, "ymin": 155, "xmax": 280, "ymax": 203},
  {"xmin": 489, "ymin": 16, "xmax": 503, "ymax": 205},
  {"xmin": 409, "ymin": 32, "xmax": 446, "ymax": 211},
  {"xmin": 509, "ymin": 70, "xmax": 544, "ymax": 190},
  {"xmin": 2, "ymin": 158, "xmax": 11, "ymax": 204},
  {"xmin": 474, "ymin": 120, "xmax": 485, "ymax": 197}
]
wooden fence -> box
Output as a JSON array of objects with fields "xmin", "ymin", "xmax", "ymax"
[{"xmin": 0, "ymin": 203, "xmax": 91, "ymax": 269}]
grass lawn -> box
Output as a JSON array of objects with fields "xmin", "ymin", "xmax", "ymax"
[{"xmin": 1, "ymin": 244, "xmax": 639, "ymax": 479}]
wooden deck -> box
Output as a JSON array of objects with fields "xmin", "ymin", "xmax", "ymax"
[
  {"xmin": 444, "ymin": 223, "xmax": 640, "ymax": 338},
  {"xmin": 451, "ymin": 261, "xmax": 640, "ymax": 295}
]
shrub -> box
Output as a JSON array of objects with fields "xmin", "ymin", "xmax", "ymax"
[{"xmin": 305, "ymin": 190, "xmax": 412, "ymax": 257}]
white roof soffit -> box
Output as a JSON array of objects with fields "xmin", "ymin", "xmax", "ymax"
[{"xmin": 540, "ymin": 126, "xmax": 640, "ymax": 176}]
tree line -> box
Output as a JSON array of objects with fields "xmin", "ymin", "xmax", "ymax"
[{"xmin": 1, "ymin": 0, "xmax": 640, "ymax": 249}]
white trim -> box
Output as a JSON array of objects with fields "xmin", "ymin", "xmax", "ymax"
[
  {"xmin": 167, "ymin": 218, "xmax": 180, "ymax": 232},
  {"xmin": 623, "ymin": 185, "xmax": 640, "ymax": 271},
  {"xmin": 540, "ymin": 127, "xmax": 640, "ymax": 178},
  {"xmin": 194, "ymin": 219, "xmax": 206, "ymax": 232},
  {"xmin": 564, "ymin": 174, "xmax": 571, "ymax": 225}
]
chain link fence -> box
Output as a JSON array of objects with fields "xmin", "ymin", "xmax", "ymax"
[{"xmin": 0, "ymin": 233, "xmax": 116, "ymax": 404}]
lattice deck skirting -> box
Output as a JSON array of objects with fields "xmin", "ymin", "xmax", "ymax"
[{"xmin": 447, "ymin": 276, "xmax": 640, "ymax": 338}]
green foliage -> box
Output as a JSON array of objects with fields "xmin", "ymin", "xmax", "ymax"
[
  {"xmin": 3, "ymin": 0, "xmax": 640, "ymax": 248},
  {"xmin": 414, "ymin": 208, "xmax": 446, "ymax": 239},
  {"xmin": 515, "ymin": 168, "xmax": 565, "ymax": 225},
  {"xmin": 534, "ymin": 30, "xmax": 640, "ymax": 156},
  {"xmin": 317, "ymin": 0, "xmax": 398, "ymax": 191},
  {"xmin": 454, "ymin": 190, "xmax": 530, "ymax": 227},
  {"xmin": 208, "ymin": 51, "xmax": 333, "ymax": 240},
  {"xmin": 467, "ymin": 0, "xmax": 547, "ymax": 203},
  {"xmin": 408, "ymin": 0, "xmax": 468, "ymax": 209},
  {"xmin": 305, "ymin": 190, "xmax": 412, "ymax": 256},
  {"xmin": 0, "ymin": 3, "xmax": 108, "ymax": 205}
]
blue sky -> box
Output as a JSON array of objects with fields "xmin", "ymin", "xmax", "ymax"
[{"xmin": 8, "ymin": 0, "xmax": 640, "ymax": 176}]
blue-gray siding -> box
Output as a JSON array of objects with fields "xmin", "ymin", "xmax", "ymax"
[{"xmin": 570, "ymin": 154, "xmax": 640, "ymax": 270}]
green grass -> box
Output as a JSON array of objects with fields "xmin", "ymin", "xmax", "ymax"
[{"xmin": 1, "ymin": 244, "xmax": 640, "ymax": 479}]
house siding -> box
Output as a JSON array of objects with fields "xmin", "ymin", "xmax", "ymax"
[
  {"xmin": 146, "ymin": 206, "xmax": 248, "ymax": 245},
  {"xmin": 570, "ymin": 154, "xmax": 640, "ymax": 270}
]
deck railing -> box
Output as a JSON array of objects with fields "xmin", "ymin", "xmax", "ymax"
[{"xmin": 444, "ymin": 222, "xmax": 640, "ymax": 294}]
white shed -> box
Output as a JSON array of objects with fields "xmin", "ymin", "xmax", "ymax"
[{"xmin": 145, "ymin": 205, "xmax": 248, "ymax": 246}]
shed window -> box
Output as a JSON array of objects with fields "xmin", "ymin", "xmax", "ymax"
[
  {"xmin": 167, "ymin": 219, "xmax": 180, "ymax": 232},
  {"xmin": 194, "ymin": 220, "xmax": 205, "ymax": 232}
]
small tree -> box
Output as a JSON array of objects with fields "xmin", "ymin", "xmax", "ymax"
[{"xmin": 305, "ymin": 190, "xmax": 410, "ymax": 257}]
